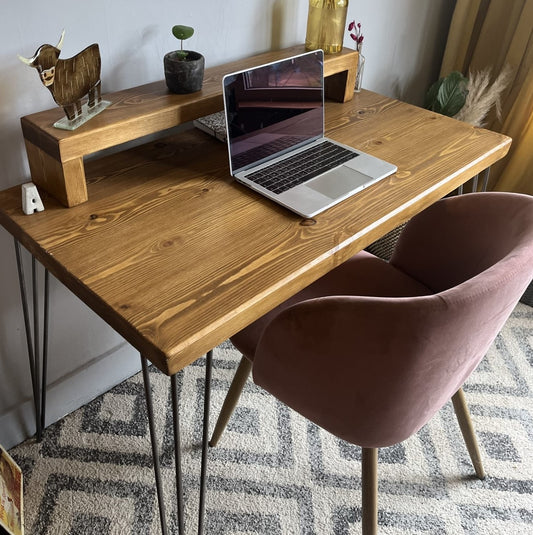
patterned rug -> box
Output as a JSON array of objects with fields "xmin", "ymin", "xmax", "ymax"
[{"xmin": 10, "ymin": 303, "xmax": 533, "ymax": 534}]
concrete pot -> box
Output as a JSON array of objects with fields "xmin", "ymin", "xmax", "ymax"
[{"xmin": 164, "ymin": 51, "xmax": 205, "ymax": 94}]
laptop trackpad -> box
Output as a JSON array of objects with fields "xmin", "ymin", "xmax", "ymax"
[{"xmin": 307, "ymin": 167, "xmax": 370, "ymax": 200}]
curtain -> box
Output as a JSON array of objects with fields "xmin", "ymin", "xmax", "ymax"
[{"xmin": 440, "ymin": 0, "xmax": 533, "ymax": 195}]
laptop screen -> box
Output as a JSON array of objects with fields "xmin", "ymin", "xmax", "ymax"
[{"xmin": 223, "ymin": 50, "xmax": 324, "ymax": 174}]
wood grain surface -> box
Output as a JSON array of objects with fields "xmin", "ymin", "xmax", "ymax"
[{"xmin": 1, "ymin": 90, "xmax": 511, "ymax": 375}]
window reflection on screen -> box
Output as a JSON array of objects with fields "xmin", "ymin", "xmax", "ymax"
[
  {"xmin": 243, "ymin": 54, "xmax": 323, "ymax": 90},
  {"xmin": 224, "ymin": 51, "xmax": 324, "ymax": 173}
]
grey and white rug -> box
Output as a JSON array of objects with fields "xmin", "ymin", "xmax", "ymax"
[{"xmin": 10, "ymin": 303, "xmax": 533, "ymax": 534}]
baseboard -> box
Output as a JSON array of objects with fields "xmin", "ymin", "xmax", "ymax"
[{"xmin": 0, "ymin": 342, "xmax": 142, "ymax": 450}]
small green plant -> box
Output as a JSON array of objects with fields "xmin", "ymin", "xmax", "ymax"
[
  {"xmin": 425, "ymin": 71, "xmax": 469, "ymax": 117},
  {"xmin": 172, "ymin": 25, "xmax": 194, "ymax": 60}
]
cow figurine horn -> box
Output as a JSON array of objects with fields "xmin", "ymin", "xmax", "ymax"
[
  {"xmin": 56, "ymin": 29, "xmax": 65, "ymax": 51},
  {"xmin": 17, "ymin": 29, "xmax": 65, "ymax": 65},
  {"xmin": 17, "ymin": 52, "xmax": 35, "ymax": 65}
]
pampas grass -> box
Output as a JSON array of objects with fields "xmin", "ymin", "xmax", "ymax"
[{"xmin": 454, "ymin": 66, "xmax": 512, "ymax": 127}]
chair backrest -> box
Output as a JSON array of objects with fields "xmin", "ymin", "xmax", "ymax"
[
  {"xmin": 252, "ymin": 193, "xmax": 533, "ymax": 448},
  {"xmin": 390, "ymin": 192, "xmax": 533, "ymax": 292}
]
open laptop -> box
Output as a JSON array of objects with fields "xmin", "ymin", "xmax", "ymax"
[{"xmin": 222, "ymin": 50, "xmax": 397, "ymax": 218}]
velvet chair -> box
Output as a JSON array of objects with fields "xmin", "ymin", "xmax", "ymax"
[{"xmin": 209, "ymin": 192, "xmax": 533, "ymax": 534}]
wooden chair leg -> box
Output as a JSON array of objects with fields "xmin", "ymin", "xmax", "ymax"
[
  {"xmin": 452, "ymin": 387, "xmax": 486, "ymax": 479},
  {"xmin": 362, "ymin": 447, "xmax": 378, "ymax": 535},
  {"xmin": 209, "ymin": 356, "xmax": 252, "ymax": 447}
]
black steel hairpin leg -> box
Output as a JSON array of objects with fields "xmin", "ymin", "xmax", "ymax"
[
  {"xmin": 458, "ymin": 167, "xmax": 491, "ymax": 196},
  {"xmin": 143, "ymin": 350, "xmax": 212, "ymax": 535},
  {"xmin": 469, "ymin": 167, "xmax": 491, "ymax": 193},
  {"xmin": 198, "ymin": 349, "xmax": 213, "ymax": 535},
  {"xmin": 41, "ymin": 268, "xmax": 50, "ymax": 432},
  {"xmin": 471, "ymin": 174, "xmax": 479, "ymax": 193},
  {"xmin": 170, "ymin": 374, "xmax": 185, "ymax": 534},
  {"xmin": 480, "ymin": 167, "xmax": 490, "ymax": 192},
  {"xmin": 14, "ymin": 239, "xmax": 50, "ymax": 442},
  {"xmin": 141, "ymin": 355, "xmax": 169, "ymax": 535}
]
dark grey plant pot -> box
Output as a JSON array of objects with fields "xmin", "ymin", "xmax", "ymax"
[{"xmin": 164, "ymin": 50, "xmax": 205, "ymax": 94}]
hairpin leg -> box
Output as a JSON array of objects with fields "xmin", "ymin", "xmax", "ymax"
[
  {"xmin": 198, "ymin": 349, "xmax": 213, "ymax": 535},
  {"xmin": 141, "ymin": 355, "xmax": 169, "ymax": 535},
  {"xmin": 31, "ymin": 257, "xmax": 41, "ymax": 440},
  {"xmin": 170, "ymin": 374, "xmax": 185, "ymax": 534},
  {"xmin": 471, "ymin": 174, "xmax": 479, "ymax": 193},
  {"xmin": 41, "ymin": 269, "xmax": 50, "ymax": 431},
  {"xmin": 457, "ymin": 166, "xmax": 490, "ymax": 196},
  {"xmin": 14, "ymin": 239, "xmax": 50, "ymax": 442},
  {"xmin": 481, "ymin": 167, "xmax": 490, "ymax": 192},
  {"xmin": 143, "ymin": 350, "xmax": 212, "ymax": 535}
]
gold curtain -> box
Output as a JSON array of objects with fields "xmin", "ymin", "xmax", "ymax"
[{"xmin": 440, "ymin": 0, "xmax": 533, "ymax": 194}]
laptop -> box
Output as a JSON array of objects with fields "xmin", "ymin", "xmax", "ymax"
[{"xmin": 222, "ymin": 50, "xmax": 397, "ymax": 218}]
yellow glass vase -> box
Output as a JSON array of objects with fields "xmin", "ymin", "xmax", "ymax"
[{"xmin": 305, "ymin": 0, "xmax": 349, "ymax": 54}]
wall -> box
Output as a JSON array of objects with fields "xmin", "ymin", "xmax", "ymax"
[{"xmin": 0, "ymin": 0, "xmax": 455, "ymax": 449}]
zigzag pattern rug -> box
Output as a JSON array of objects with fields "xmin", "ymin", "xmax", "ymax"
[{"xmin": 10, "ymin": 303, "xmax": 533, "ymax": 534}]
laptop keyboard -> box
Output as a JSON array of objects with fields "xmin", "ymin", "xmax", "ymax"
[
  {"xmin": 244, "ymin": 140, "xmax": 358, "ymax": 194},
  {"xmin": 233, "ymin": 136, "xmax": 303, "ymax": 171}
]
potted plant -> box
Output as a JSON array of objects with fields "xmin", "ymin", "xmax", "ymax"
[{"xmin": 164, "ymin": 25, "xmax": 204, "ymax": 94}]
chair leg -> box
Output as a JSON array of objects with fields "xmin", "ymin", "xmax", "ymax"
[
  {"xmin": 452, "ymin": 388, "xmax": 486, "ymax": 479},
  {"xmin": 361, "ymin": 447, "xmax": 378, "ymax": 535},
  {"xmin": 209, "ymin": 356, "xmax": 252, "ymax": 447}
]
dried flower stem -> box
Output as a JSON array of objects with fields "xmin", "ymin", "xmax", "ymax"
[{"xmin": 348, "ymin": 19, "xmax": 364, "ymax": 51}]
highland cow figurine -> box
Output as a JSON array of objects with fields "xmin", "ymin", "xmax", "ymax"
[{"xmin": 19, "ymin": 30, "xmax": 108, "ymax": 128}]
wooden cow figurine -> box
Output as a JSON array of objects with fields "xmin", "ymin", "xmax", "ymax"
[{"xmin": 19, "ymin": 31, "xmax": 102, "ymax": 121}]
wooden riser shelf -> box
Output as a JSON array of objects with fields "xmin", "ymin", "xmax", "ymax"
[{"xmin": 21, "ymin": 45, "xmax": 358, "ymax": 207}]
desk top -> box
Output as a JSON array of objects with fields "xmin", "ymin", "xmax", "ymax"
[{"xmin": 0, "ymin": 90, "xmax": 511, "ymax": 375}]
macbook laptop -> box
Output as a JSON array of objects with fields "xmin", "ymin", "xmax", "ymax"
[{"xmin": 222, "ymin": 50, "xmax": 397, "ymax": 218}]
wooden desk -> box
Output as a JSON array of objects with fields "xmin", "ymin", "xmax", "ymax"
[
  {"xmin": 0, "ymin": 89, "xmax": 511, "ymax": 535},
  {"xmin": 2, "ymin": 90, "xmax": 511, "ymax": 376}
]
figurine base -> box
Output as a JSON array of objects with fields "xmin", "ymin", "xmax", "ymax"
[{"xmin": 53, "ymin": 100, "xmax": 111, "ymax": 130}]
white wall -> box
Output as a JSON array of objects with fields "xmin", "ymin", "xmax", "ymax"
[{"xmin": 0, "ymin": 0, "xmax": 455, "ymax": 449}]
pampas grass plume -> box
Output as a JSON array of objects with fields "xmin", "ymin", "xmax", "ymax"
[{"xmin": 454, "ymin": 66, "xmax": 511, "ymax": 127}]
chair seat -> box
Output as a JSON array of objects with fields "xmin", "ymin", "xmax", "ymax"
[{"xmin": 232, "ymin": 250, "xmax": 432, "ymax": 361}]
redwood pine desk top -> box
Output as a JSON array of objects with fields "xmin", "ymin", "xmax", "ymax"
[{"xmin": 0, "ymin": 90, "xmax": 511, "ymax": 375}]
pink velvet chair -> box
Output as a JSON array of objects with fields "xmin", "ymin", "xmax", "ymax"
[{"xmin": 209, "ymin": 192, "xmax": 533, "ymax": 534}]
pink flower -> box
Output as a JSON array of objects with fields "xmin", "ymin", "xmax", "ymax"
[{"xmin": 347, "ymin": 19, "xmax": 364, "ymax": 51}]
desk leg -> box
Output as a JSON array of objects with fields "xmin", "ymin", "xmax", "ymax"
[
  {"xmin": 140, "ymin": 355, "xmax": 169, "ymax": 535},
  {"xmin": 481, "ymin": 167, "xmax": 490, "ymax": 192},
  {"xmin": 198, "ymin": 349, "xmax": 213, "ymax": 535},
  {"xmin": 141, "ymin": 350, "xmax": 213, "ymax": 535},
  {"xmin": 458, "ymin": 167, "xmax": 491, "ymax": 195},
  {"xmin": 14, "ymin": 239, "xmax": 50, "ymax": 441},
  {"xmin": 171, "ymin": 374, "xmax": 185, "ymax": 534}
]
